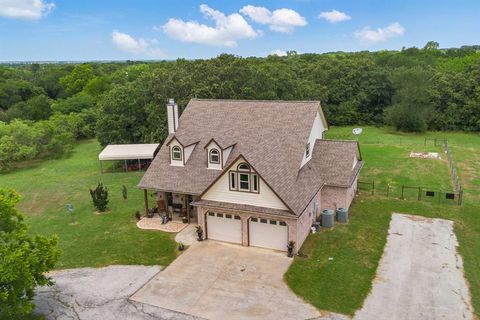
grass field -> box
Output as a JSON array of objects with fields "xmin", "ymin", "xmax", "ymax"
[
  {"xmin": 0, "ymin": 140, "xmax": 177, "ymax": 269},
  {"xmin": 1, "ymin": 127, "xmax": 478, "ymax": 317},
  {"xmin": 286, "ymin": 126, "xmax": 480, "ymax": 317}
]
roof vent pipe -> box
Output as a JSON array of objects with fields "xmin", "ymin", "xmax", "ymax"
[{"xmin": 167, "ymin": 98, "xmax": 179, "ymax": 134}]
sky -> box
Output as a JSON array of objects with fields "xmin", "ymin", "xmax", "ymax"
[{"xmin": 0, "ymin": 0, "xmax": 479, "ymax": 61}]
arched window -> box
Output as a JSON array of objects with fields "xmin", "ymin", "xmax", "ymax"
[
  {"xmin": 237, "ymin": 163, "xmax": 250, "ymax": 171},
  {"xmin": 209, "ymin": 148, "xmax": 220, "ymax": 164},
  {"xmin": 171, "ymin": 146, "xmax": 182, "ymax": 161},
  {"xmin": 229, "ymin": 162, "xmax": 259, "ymax": 193}
]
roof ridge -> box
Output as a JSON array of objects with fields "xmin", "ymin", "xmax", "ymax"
[{"xmin": 191, "ymin": 98, "xmax": 320, "ymax": 103}]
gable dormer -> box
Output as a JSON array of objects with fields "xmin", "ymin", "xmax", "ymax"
[
  {"xmin": 167, "ymin": 136, "xmax": 196, "ymax": 167},
  {"xmin": 204, "ymin": 138, "xmax": 234, "ymax": 170},
  {"xmin": 300, "ymin": 111, "xmax": 327, "ymax": 168}
]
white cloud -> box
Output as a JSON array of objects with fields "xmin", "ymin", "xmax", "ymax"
[
  {"xmin": 355, "ymin": 22, "xmax": 405, "ymax": 44},
  {"xmin": 161, "ymin": 4, "xmax": 259, "ymax": 47},
  {"xmin": 240, "ymin": 5, "xmax": 307, "ymax": 33},
  {"xmin": 112, "ymin": 30, "xmax": 164, "ymax": 58},
  {"xmin": 0, "ymin": 0, "xmax": 55, "ymax": 20},
  {"xmin": 270, "ymin": 49, "xmax": 287, "ymax": 56},
  {"xmin": 318, "ymin": 10, "xmax": 351, "ymax": 23}
]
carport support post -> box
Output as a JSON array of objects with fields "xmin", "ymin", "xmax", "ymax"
[
  {"xmin": 124, "ymin": 160, "xmax": 128, "ymax": 172},
  {"xmin": 138, "ymin": 159, "xmax": 141, "ymax": 171},
  {"xmin": 144, "ymin": 189, "xmax": 149, "ymax": 215}
]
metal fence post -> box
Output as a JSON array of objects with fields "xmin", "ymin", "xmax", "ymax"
[{"xmin": 401, "ymin": 185, "xmax": 405, "ymax": 199}]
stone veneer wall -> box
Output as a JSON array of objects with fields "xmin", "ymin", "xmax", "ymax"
[
  {"xmin": 321, "ymin": 177, "xmax": 359, "ymax": 211},
  {"xmin": 296, "ymin": 189, "xmax": 321, "ymax": 249}
]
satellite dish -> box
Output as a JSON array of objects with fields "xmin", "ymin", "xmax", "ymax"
[{"xmin": 352, "ymin": 128, "xmax": 363, "ymax": 136}]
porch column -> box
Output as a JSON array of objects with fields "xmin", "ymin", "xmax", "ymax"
[
  {"xmin": 197, "ymin": 207, "xmax": 206, "ymax": 240},
  {"xmin": 186, "ymin": 195, "xmax": 191, "ymax": 224},
  {"xmin": 144, "ymin": 189, "xmax": 149, "ymax": 214}
]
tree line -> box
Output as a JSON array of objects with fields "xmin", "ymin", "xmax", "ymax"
[{"xmin": 1, "ymin": 42, "xmax": 480, "ymax": 168}]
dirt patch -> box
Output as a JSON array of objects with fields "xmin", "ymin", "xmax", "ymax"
[{"xmin": 409, "ymin": 151, "xmax": 441, "ymax": 159}]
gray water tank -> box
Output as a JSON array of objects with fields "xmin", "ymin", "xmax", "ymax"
[
  {"xmin": 321, "ymin": 209, "xmax": 334, "ymax": 228},
  {"xmin": 336, "ymin": 208, "xmax": 349, "ymax": 223}
]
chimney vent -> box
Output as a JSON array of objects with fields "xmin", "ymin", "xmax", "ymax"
[{"xmin": 167, "ymin": 98, "xmax": 179, "ymax": 134}]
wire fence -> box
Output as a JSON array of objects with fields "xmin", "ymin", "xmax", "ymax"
[
  {"xmin": 358, "ymin": 181, "xmax": 463, "ymax": 205},
  {"xmin": 357, "ymin": 136, "xmax": 464, "ymax": 205}
]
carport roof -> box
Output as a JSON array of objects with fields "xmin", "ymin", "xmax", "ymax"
[{"xmin": 99, "ymin": 144, "xmax": 160, "ymax": 161}]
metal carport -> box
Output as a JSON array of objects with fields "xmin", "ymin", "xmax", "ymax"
[{"xmin": 98, "ymin": 144, "xmax": 160, "ymax": 173}]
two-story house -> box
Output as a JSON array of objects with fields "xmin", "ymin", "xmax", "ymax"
[{"xmin": 138, "ymin": 98, "xmax": 363, "ymax": 252}]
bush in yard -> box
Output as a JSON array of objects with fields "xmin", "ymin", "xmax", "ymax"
[
  {"xmin": 0, "ymin": 188, "xmax": 60, "ymax": 318},
  {"xmin": 122, "ymin": 185, "xmax": 128, "ymax": 200},
  {"xmin": 89, "ymin": 182, "xmax": 109, "ymax": 212}
]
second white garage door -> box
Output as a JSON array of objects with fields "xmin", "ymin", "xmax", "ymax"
[
  {"xmin": 249, "ymin": 217, "xmax": 288, "ymax": 251},
  {"xmin": 206, "ymin": 212, "xmax": 242, "ymax": 244}
]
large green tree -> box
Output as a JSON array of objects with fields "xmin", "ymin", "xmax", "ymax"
[
  {"xmin": 384, "ymin": 68, "xmax": 433, "ymax": 132},
  {"xmin": 0, "ymin": 189, "xmax": 60, "ymax": 318}
]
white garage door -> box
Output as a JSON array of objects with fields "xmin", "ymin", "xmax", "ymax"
[
  {"xmin": 249, "ymin": 217, "xmax": 288, "ymax": 251},
  {"xmin": 206, "ymin": 212, "xmax": 242, "ymax": 244}
]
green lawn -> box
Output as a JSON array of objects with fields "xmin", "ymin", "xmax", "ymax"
[
  {"xmin": 1, "ymin": 128, "xmax": 479, "ymax": 317},
  {"xmin": 286, "ymin": 126, "xmax": 480, "ymax": 317},
  {"xmin": 0, "ymin": 140, "xmax": 177, "ymax": 269}
]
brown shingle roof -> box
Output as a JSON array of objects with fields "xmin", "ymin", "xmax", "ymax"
[
  {"xmin": 307, "ymin": 139, "xmax": 363, "ymax": 187},
  {"xmin": 138, "ymin": 99, "xmax": 360, "ymax": 215}
]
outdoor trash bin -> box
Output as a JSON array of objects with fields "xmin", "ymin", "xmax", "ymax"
[
  {"xmin": 321, "ymin": 209, "xmax": 334, "ymax": 228},
  {"xmin": 336, "ymin": 208, "xmax": 349, "ymax": 223}
]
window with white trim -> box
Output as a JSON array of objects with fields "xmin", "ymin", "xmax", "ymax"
[
  {"xmin": 209, "ymin": 148, "xmax": 220, "ymax": 164},
  {"xmin": 171, "ymin": 146, "xmax": 182, "ymax": 161},
  {"xmin": 305, "ymin": 142, "xmax": 310, "ymax": 157},
  {"xmin": 228, "ymin": 163, "xmax": 259, "ymax": 193}
]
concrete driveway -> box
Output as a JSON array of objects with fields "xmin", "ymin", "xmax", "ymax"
[
  {"xmin": 131, "ymin": 241, "xmax": 341, "ymax": 320},
  {"xmin": 354, "ymin": 214, "xmax": 474, "ymax": 320}
]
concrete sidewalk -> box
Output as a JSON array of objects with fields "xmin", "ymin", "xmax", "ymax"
[{"xmin": 355, "ymin": 214, "xmax": 473, "ymax": 320}]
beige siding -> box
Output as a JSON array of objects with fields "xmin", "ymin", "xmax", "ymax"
[
  {"xmin": 301, "ymin": 112, "xmax": 327, "ymax": 168},
  {"xmin": 206, "ymin": 140, "xmax": 222, "ymax": 170},
  {"xmin": 352, "ymin": 155, "xmax": 358, "ymax": 170},
  {"xmin": 167, "ymin": 103, "xmax": 178, "ymax": 134},
  {"xmin": 202, "ymin": 157, "xmax": 288, "ymax": 210},
  {"xmin": 222, "ymin": 146, "xmax": 233, "ymax": 166},
  {"xmin": 169, "ymin": 139, "xmax": 184, "ymax": 167}
]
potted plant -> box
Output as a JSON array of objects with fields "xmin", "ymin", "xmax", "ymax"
[
  {"xmin": 182, "ymin": 216, "xmax": 188, "ymax": 224},
  {"xmin": 195, "ymin": 226, "xmax": 203, "ymax": 241},
  {"xmin": 135, "ymin": 211, "xmax": 142, "ymax": 221},
  {"xmin": 178, "ymin": 242, "xmax": 185, "ymax": 251},
  {"xmin": 287, "ymin": 241, "xmax": 295, "ymax": 258}
]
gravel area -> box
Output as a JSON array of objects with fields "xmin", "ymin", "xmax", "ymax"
[
  {"xmin": 34, "ymin": 265, "xmax": 200, "ymax": 320},
  {"xmin": 354, "ymin": 214, "xmax": 473, "ymax": 320}
]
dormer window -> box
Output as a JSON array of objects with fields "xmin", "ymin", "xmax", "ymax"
[
  {"xmin": 305, "ymin": 142, "xmax": 310, "ymax": 158},
  {"xmin": 209, "ymin": 148, "xmax": 220, "ymax": 164},
  {"xmin": 171, "ymin": 146, "xmax": 182, "ymax": 161}
]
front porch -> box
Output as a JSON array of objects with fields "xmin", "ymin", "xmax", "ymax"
[{"xmin": 142, "ymin": 189, "xmax": 199, "ymax": 225}]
